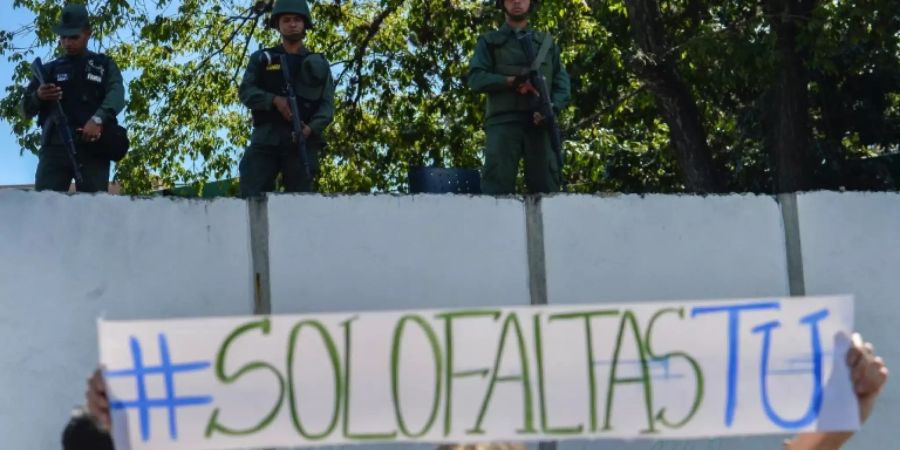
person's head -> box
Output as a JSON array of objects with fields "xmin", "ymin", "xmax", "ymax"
[
  {"xmin": 436, "ymin": 444, "xmax": 526, "ymax": 450},
  {"xmin": 53, "ymin": 4, "xmax": 92, "ymax": 56},
  {"xmin": 61, "ymin": 408, "xmax": 114, "ymax": 450},
  {"xmin": 497, "ymin": 0, "xmax": 536, "ymax": 22},
  {"xmin": 269, "ymin": 0, "xmax": 313, "ymax": 42}
]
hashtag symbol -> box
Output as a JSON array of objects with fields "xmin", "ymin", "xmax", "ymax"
[{"xmin": 106, "ymin": 334, "xmax": 213, "ymax": 442}]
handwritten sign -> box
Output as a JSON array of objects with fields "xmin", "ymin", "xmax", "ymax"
[{"xmin": 98, "ymin": 296, "xmax": 858, "ymax": 450}]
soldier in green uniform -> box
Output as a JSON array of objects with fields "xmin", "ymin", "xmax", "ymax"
[
  {"xmin": 19, "ymin": 4, "xmax": 125, "ymax": 193},
  {"xmin": 468, "ymin": 0, "xmax": 570, "ymax": 195},
  {"xmin": 238, "ymin": 0, "xmax": 335, "ymax": 197}
]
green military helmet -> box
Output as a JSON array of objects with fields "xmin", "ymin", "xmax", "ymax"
[
  {"xmin": 268, "ymin": 0, "xmax": 313, "ymax": 29},
  {"xmin": 494, "ymin": 0, "xmax": 539, "ymax": 14}
]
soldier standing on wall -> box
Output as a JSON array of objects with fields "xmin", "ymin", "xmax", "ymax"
[
  {"xmin": 238, "ymin": 0, "xmax": 335, "ymax": 197},
  {"xmin": 467, "ymin": 0, "xmax": 570, "ymax": 195},
  {"xmin": 19, "ymin": 4, "xmax": 126, "ymax": 193}
]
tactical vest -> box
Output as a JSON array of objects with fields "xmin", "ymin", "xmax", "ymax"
[
  {"xmin": 252, "ymin": 46, "xmax": 322, "ymax": 127},
  {"xmin": 38, "ymin": 53, "xmax": 109, "ymax": 130},
  {"xmin": 483, "ymin": 30, "xmax": 555, "ymax": 118}
]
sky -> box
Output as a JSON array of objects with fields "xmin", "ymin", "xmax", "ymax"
[{"xmin": 1, "ymin": 7, "xmax": 47, "ymax": 185}]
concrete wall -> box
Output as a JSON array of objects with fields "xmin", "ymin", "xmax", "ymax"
[
  {"xmin": 0, "ymin": 190, "xmax": 253, "ymax": 450},
  {"xmin": 542, "ymin": 194, "xmax": 790, "ymax": 303},
  {"xmin": 267, "ymin": 195, "xmax": 530, "ymax": 314},
  {"xmin": 796, "ymin": 192, "xmax": 900, "ymax": 450},
  {"xmin": 0, "ymin": 190, "xmax": 895, "ymax": 450}
]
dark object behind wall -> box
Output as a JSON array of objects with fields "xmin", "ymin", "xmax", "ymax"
[
  {"xmin": 160, "ymin": 178, "xmax": 241, "ymax": 198},
  {"xmin": 840, "ymin": 153, "xmax": 900, "ymax": 190},
  {"xmin": 408, "ymin": 166, "xmax": 482, "ymax": 194}
]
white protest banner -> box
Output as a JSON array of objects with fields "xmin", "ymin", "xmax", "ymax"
[{"xmin": 98, "ymin": 296, "xmax": 858, "ymax": 450}]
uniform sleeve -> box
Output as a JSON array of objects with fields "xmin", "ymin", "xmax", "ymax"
[
  {"xmin": 307, "ymin": 71, "xmax": 334, "ymax": 137},
  {"xmin": 95, "ymin": 58, "xmax": 125, "ymax": 122},
  {"xmin": 467, "ymin": 36, "xmax": 511, "ymax": 93},
  {"xmin": 239, "ymin": 51, "xmax": 276, "ymax": 111},
  {"xmin": 550, "ymin": 43, "xmax": 571, "ymax": 114},
  {"xmin": 19, "ymin": 77, "xmax": 41, "ymax": 120}
]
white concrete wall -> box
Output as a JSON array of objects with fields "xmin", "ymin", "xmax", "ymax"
[
  {"xmin": 542, "ymin": 194, "xmax": 790, "ymax": 303},
  {"xmin": 0, "ymin": 191, "xmax": 253, "ymax": 450},
  {"xmin": 0, "ymin": 191, "xmax": 896, "ymax": 450},
  {"xmin": 267, "ymin": 195, "xmax": 531, "ymax": 314},
  {"xmin": 797, "ymin": 192, "xmax": 900, "ymax": 450}
]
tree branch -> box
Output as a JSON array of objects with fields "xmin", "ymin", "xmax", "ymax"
[{"xmin": 336, "ymin": 1, "xmax": 402, "ymax": 105}]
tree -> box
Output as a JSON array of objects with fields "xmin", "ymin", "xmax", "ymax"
[
  {"xmin": 621, "ymin": 0, "xmax": 724, "ymax": 193},
  {"xmin": 2, "ymin": 0, "xmax": 898, "ymax": 194},
  {"xmin": 763, "ymin": 0, "xmax": 816, "ymax": 192}
]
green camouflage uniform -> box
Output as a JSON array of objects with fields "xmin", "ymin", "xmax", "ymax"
[
  {"xmin": 238, "ymin": 0, "xmax": 334, "ymax": 197},
  {"xmin": 468, "ymin": 23, "xmax": 570, "ymax": 195}
]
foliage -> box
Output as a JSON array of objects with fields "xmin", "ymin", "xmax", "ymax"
[{"xmin": 2, "ymin": 0, "xmax": 898, "ymax": 194}]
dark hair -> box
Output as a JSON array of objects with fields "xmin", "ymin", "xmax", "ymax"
[{"xmin": 61, "ymin": 412, "xmax": 114, "ymax": 450}]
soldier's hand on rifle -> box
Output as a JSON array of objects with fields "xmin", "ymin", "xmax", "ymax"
[
  {"xmin": 37, "ymin": 83, "xmax": 62, "ymax": 101},
  {"xmin": 302, "ymin": 124, "xmax": 312, "ymax": 139},
  {"xmin": 506, "ymin": 76, "xmax": 539, "ymax": 97},
  {"xmin": 81, "ymin": 120, "xmax": 103, "ymax": 142},
  {"xmin": 517, "ymin": 81, "xmax": 539, "ymax": 97},
  {"xmin": 273, "ymin": 96, "xmax": 293, "ymax": 122},
  {"xmin": 533, "ymin": 111, "xmax": 545, "ymax": 126}
]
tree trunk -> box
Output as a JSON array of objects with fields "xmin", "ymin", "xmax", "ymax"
[
  {"xmin": 623, "ymin": 0, "xmax": 725, "ymax": 193},
  {"xmin": 765, "ymin": 0, "xmax": 817, "ymax": 192}
]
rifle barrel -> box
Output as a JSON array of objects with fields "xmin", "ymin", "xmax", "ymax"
[
  {"xmin": 278, "ymin": 55, "xmax": 311, "ymax": 178},
  {"xmin": 518, "ymin": 34, "xmax": 565, "ymax": 184}
]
